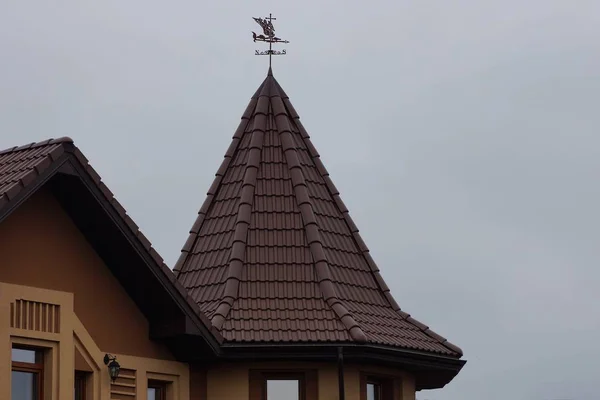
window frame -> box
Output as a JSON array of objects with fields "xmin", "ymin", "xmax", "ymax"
[
  {"xmin": 147, "ymin": 380, "xmax": 168, "ymax": 400},
  {"xmin": 11, "ymin": 346, "xmax": 44, "ymax": 400},
  {"xmin": 265, "ymin": 372, "xmax": 305, "ymax": 400},
  {"xmin": 249, "ymin": 369, "xmax": 318, "ymax": 400},
  {"xmin": 360, "ymin": 372, "xmax": 395, "ymax": 400},
  {"xmin": 366, "ymin": 379, "xmax": 382, "ymax": 400}
]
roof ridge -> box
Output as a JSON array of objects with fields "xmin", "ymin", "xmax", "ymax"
[
  {"xmin": 211, "ymin": 97, "xmax": 269, "ymax": 330},
  {"xmin": 271, "ymin": 94, "xmax": 367, "ymax": 343},
  {"xmin": 174, "ymin": 74, "xmax": 279, "ymax": 276},
  {"xmin": 0, "ymin": 136, "xmax": 73, "ymax": 155},
  {"xmin": 290, "ymin": 118, "xmax": 463, "ymax": 356}
]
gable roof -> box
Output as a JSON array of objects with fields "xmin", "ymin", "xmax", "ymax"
[
  {"xmin": 0, "ymin": 137, "xmax": 223, "ymax": 356},
  {"xmin": 174, "ymin": 70, "xmax": 463, "ymax": 359}
]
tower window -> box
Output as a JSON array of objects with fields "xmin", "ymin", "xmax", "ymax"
[
  {"xmin": 249, "ymin": 370, "xmax": 317, "ymax": 400},
  {"xmin": 361, "ymin": 373, "xmax": 395, "ymax": 400}
]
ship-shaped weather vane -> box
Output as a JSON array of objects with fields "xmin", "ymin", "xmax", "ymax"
[{"xmin": 253, "ymin": 14, "xmax": 289, "ymax": 67}]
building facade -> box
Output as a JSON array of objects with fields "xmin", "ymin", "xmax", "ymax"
[{"xmin": 0, "ymin": 70, "xmax": 464, "ymax": 400}]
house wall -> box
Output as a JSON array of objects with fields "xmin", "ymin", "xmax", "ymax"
[
  {"xmin": 0, "ymin": 190, "xmax": 190, "ymax": 400},
  {"xmin": 207, "ymin": 361, "xmax": 416, "ymax": 400},
  {"xmin": 0, "ymin": 189, "xmax": 172, "ymax": 360},
  {"xmin": 0, "ymin": 282, "xmax": 190, "ymax": 400}
]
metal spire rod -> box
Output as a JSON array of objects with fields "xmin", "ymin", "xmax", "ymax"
[{"xmin": 252, "ymin": 13, "xmax": 289, "ymax": 68}]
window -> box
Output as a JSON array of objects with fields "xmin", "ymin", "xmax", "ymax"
[
  {"xmin": 266, "ymin": 378, "xmax": 301, "ymax": 400},
  {"xmin": 74, "ymin": 372, "xmax": 87, "ymax": 400},
  {"xmin": 11, "ymin": 347, "xmax": 44, "ymax": 400},
  {"xmin": 148, "ymin": 380, "xmax": 167, "ymax": 400},
  {"xmin": 366, "ymin": 381, "xmax": 381, "ymax": 400},
  {"xmin": 361, "ymin": 374, "xmax": 394, "ymax": 400},
  {"xmin": 249, "ymin": 370, "xmax": 317, "ymax": 400}
]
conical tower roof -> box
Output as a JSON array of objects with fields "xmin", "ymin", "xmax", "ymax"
[{"xmin": 175, "ymin": 69, "xmax": 462, "ymax": 358}]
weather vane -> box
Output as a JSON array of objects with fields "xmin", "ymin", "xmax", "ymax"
[{"xmin": 252, "ymin": 14, "xmax": 289, "ymax": 67}]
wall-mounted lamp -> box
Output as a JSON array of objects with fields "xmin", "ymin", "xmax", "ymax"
[{"xmin": 103, "ymin": 354, "xmax": 121, "ymax": 382}]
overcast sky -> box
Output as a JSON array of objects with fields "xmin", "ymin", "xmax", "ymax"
[{"xmin": 1, "ymin": 1, "xmax": 599, "ymax": 399}]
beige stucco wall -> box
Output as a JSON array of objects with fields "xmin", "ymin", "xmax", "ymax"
[
  {"xmin": 0, "ymin": 189, "xmax": 173, "ymax": 360},
  {"xmin": 207, "ymin": 361, "xmax": 416, "ymax": 400},
  {"xmin": 0, "ymin": 282, "xmax": 190, "ymax": 400},
  {"xmin": 0, "ymin": 190, "xmax": 189, "ymax": 399}
]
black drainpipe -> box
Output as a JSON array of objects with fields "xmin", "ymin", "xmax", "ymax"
[{"xmin": 338, "ymin": 347, "xmax": 345, "ymax": 400}]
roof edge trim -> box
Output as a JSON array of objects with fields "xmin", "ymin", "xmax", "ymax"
[
  {"xmin": 63, "ymin": 145, "xmax": 224, "ymax": 350},
  {"xmin": 0, "ymin": 136, "xmax": 73, "ymax": 155},
  {"xmin": 218, "ymin": 341, "xmax": 465, "ymax": 390}
]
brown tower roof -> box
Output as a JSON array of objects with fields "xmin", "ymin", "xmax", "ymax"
[{"xmin": 175, "ymin": 69, "xmax": 462, "ymax": 357}]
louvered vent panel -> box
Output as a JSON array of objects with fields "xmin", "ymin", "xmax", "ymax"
[
  {"xmin": 110, "ymin": 368, "xmax": 136, "ymax": 399},
  {"xmin": 10, "ymin": 299, "xmax": 60, "ymax": 333}
]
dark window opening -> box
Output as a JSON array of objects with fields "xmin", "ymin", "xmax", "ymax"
[{"xmin": 74, "ymin": 371, "xmax": 87, "ymax": 400}]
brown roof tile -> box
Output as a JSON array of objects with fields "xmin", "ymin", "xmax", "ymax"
[
  {"xmin": 0, "ymin": 137, "xmax": 71, "ymax": 203},
  {"xmin": 175, "ymin": 71, "xmax": 462, "ymax": 357}
]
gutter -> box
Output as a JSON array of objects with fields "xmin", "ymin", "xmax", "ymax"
[{"xmin": 338, "ymin": 347, "xmax": 345, "ymax": 400}]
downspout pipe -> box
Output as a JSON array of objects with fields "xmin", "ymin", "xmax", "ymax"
[{"xmin": 338, "ymin": 347, "xmax": 345, "ymax": 400}]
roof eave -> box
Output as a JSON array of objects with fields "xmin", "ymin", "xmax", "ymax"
[
  {"xmin": 217, "ymin": 341, "xmax": 465, "ymax": 390},
  {"xmin": 61, "ymin": 149, "xmax": 224, "ymax": 351}
]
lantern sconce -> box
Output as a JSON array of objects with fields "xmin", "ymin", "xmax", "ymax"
[{"xmin": 103, "ymin": 354, "xmax": 121, "ymax": 382}]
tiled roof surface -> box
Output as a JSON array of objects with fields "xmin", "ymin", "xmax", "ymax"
[
  {"xmin": 0, "ymin": 137, "xmax": 221, "ymax": 342},
  {"xmin": 0, "ymin": 138, "xmax": 69, "ymax": 206},
  {"xmin": 175, "ymin": 70, "xmax": 462, "ymax": 357}
]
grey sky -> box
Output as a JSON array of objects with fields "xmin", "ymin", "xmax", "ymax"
[{"xmin": 1, "ymin": 1, "xmax": 599, "ymax": 399}]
